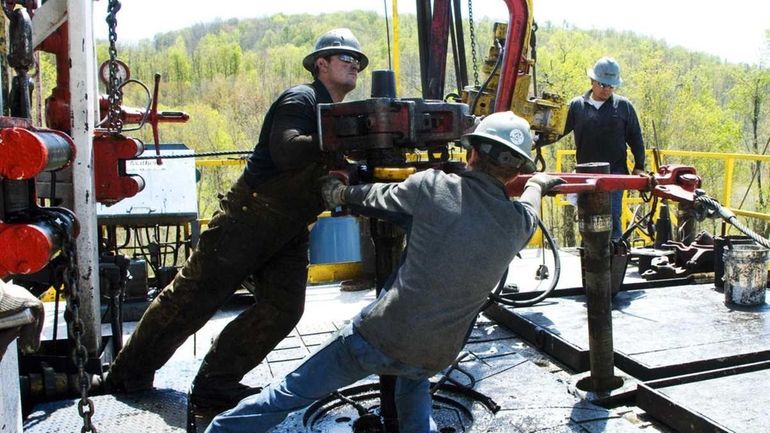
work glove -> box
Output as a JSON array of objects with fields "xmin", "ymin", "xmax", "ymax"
[
  {"xmin": 319, "ymin": 176, "xmax": 347, "ymax": 209},
  {"xmin": 533, "ymin": 133, "xmax": 559, "ymax": 147},
  {"xmin": 525, "ymin": 173, "xmax": 566, "ymax": 196}
]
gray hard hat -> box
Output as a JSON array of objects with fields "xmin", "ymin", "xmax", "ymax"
[
  {"xmin": 587, "ymin": 57, "xmax": 622, "ymax": 88},
  {"xmin": 460, "ymin": 111, "xmax": 536, "ymax": 173},
  {"xmin": 303, "ymin": 28, "xmax": 369, "ymax": 72}
]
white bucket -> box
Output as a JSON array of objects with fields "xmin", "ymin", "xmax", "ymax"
[{"xmin": 723, "ymin": 244, "xmax": 769, "ymax": 306}]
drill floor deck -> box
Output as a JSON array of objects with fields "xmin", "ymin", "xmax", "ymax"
[
  {"xmin": 486, "ymin": 283, "xmax": 770, "ymax": 380},
  {"xmin": 637, "ymin": 361, "xmax": 770, "ymax": 433},
  {"xmin": 23, "ymin": 284, "xmax": 662, "ymax": 433}
]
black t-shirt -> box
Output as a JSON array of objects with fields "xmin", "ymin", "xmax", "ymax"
[{"xmin": 244, "ymin": 80, "xmax": 333, "ymax": 185}]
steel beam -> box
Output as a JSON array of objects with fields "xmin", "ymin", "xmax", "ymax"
[{"xmin": 67, "ymin": 0, "xmax": 100, "ymax": 353}]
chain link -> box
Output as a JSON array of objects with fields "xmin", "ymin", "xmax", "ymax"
[
  {"xmin": 468, "ymin": 0, "xmax": 479, "ymax": 87},
  {"xmin": 61, "ymin": 223, "xmax": 97, "ymax": 432},
  {"xmin": 106, "ymin": 0, "xmax": 123, "ymax": 135},
  {"xmin": 32, "ymin": 209, "xmax": 97, "ymax": 432}
]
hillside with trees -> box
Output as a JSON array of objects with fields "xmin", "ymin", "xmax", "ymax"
[{"xmin": 49, "ymin": 11, "xmax": 768, "ymax": 239}]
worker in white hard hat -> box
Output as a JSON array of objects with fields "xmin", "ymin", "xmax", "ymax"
[{"xmin": 205, "ymin": 112, "xmax": 565, "ymax": 433}]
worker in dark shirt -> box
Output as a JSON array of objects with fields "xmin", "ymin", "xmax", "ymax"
[
  {"xmin": 105, "ymin": 28, "xmax": 369, "ymax": 410},
  {"xmin": 563, "ymin": 56, "xmax": 645, "ymax": 239}
]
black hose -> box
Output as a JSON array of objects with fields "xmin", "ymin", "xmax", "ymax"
[
  {"xmin": 488, "ymin": 216, "xmax": 561, "ymax": 307},
  {"xmin": 470, "ymin": 40, "xmax": 504, "ymax": 115}
]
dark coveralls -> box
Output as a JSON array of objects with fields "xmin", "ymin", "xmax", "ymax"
[
  {"xmin": 564, "ymin": 91, "xmax": 644, "ymax": 239},
  {"xmin": 109, "ymin": 80, "xmax": 332, "ymax": 396}
]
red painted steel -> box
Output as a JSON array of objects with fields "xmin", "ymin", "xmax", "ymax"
[
  {"xmin": 0, "ymin": 223, "xmax": 55, "ymax": 277},
  {"xmin": 0, "ymin": 128, "xmax": 75, "ymax": 179},
  {"xmin": 505, "ymin": 165, "xmax": 702, "ymax": 204},
  {"xmin": 93, "ymin": 133, "xmax": 146, "ymax": 205},
  {"xmin": 495, "ymin": 0, "xmax": 530, "ymax": 112}
]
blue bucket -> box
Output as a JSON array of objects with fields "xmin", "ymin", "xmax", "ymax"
[{"xmin": 309, "ymin": 215, "xmax": 362, "ymax": 264}]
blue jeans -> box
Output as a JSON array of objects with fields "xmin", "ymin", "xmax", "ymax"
[
  {"xmin": 610, "ymin": 190, "xmax": 623, "ymax": 240},
  {"xmin": 205, "ymin": 324, "xmax": 437, "ymax": 433}
]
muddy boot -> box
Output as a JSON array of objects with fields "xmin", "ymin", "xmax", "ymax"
[
  {"xmin": 189, "ymin": 377, "xmax": 262, "ymax": 411},
  {"xmin": 92, "ymin": 367, "xmax": 155, "ymax": 394}
]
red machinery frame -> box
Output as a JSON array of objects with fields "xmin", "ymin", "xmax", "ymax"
[{"xmin": 506, "ymin": 165, "xmax": 703, "ymax": 204}]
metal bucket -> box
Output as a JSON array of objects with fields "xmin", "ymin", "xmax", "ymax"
[
  {"xmin": 723, "ymin": 244, "xmax": 769, "ymax": 306},
  {"xmin": 713, "ymin": 235, "xmax": 754, "ymax": 291}
]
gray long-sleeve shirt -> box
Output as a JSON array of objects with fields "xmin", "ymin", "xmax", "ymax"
[{"xmin": 348, "ymin": 169, "xmax": 538, "ymax": 372}]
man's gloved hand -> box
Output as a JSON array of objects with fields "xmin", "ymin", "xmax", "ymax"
[
  {"xmin": 525, "ymin": 173, "xmax": 566, "ymax": 196},
  {"xmin": 533, "ymin": 133, "xmax": 559, "ymax": 147},
  {"xmin": 319, "ymin": 176, "xmax": 347, "ymax": 209}
]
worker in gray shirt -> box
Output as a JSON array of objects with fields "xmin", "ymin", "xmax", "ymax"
[{"xmin": 205, "ymin": 111, "xmax": 565, "ymax": 433}]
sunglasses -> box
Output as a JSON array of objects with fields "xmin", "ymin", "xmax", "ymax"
[
  {"xmin": 595, "ymin": 81, "xmax": 614, "ymax": 89},
  {"xmin": 335, "ymin": 53, "xmax": 361, "ymax": 70}
]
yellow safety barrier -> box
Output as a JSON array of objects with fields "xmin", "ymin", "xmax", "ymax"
[
  {"xmin": 195, "ymin": 159, "xmax": 245, "ymax": 168},
  {"xmin": 39, "ymin": 287, "xmax": 64, "ymax": 302}
]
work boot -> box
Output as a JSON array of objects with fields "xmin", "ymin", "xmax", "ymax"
[
  {"xmin": 93, "ymin": 368, "xmax": 154, "ymax": 394},
  {"xmin": 189, "ymin": 380, "xmax": 262, "ymax": 410}
]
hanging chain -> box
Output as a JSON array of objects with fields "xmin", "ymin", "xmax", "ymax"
[
  {"xmin": 105, "ymin": 0, "xmax": 123, "ymax": 135},
  {"xmin": 62, "ymin": 236, "xmax": 97, "ymax": 433},
  {"xmin": 32, "ymin": 209, "xmax": 97, "ymax": 433},
  {"xmin": 468, "ymin": 0, "xmax": 479, "ymax": 87}
]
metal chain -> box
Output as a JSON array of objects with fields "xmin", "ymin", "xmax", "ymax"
[
  {"xmin": 467, "ymin": 0, "xmax": 479, "ymax": 87},
  {"xmin": 31, "ymin": 209, "xmax": 97, "ymax": 432},
  {"xmin": 62, "ymin": 236, "xmax": 97, "ymax": 432},
  {"xmin": 106, "ymin": 0, "xmax": 123, "ymax": 134}
]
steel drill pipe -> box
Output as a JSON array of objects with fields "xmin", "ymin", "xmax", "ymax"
[{"xmin": 573, "ymin": 163, "xmax": 623, "ymax": 392}]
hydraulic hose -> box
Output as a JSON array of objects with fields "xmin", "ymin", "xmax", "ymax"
[{"xmin": 488, "ymin": 216, "xmax": 561, "ymax": 307}]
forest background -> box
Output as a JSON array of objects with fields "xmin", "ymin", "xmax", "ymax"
[{"xmin": 39, "ymin": 11, "xmax": 770, "ymax": 245}]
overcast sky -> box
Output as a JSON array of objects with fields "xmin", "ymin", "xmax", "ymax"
[{"xmin": 94, "ymin": 0, "xmax": 769, "ymax": 65}]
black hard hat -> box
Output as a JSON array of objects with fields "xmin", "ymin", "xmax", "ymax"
[{"xmin": 303, "ymin": 28, "xmax": 369, "ymax": 72}]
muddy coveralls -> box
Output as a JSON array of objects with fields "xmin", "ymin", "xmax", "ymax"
[{"xmin": 108, "ymin": 80, "xmax": 332, "ymax": 404}]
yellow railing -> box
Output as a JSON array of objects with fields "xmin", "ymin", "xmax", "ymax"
[
  {"xmin": 195, "ymin": 159, "xmax": 246, "ymax": 168},
  {"xmin": 554, "ymin": 148, "xmax": 770, "ymax": 226},
  {"xmin": 194, "ymin": 149, "xmax": 770, "ymax": 247},
  {"xmin": 192, "ymin": 151, "xmax": 467, "ymax": 226}
]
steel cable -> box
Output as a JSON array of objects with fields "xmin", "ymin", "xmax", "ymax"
[
  {"xmin": 130, "ymin": 150, "xmax": 252, "ymax": 160},
  {"xmin": 695, "ymin": 194, "xmax": 770, "ymax": 249}
]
